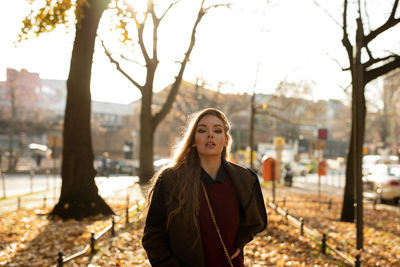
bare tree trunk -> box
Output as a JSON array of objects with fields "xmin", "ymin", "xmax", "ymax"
[
  {"xmin": 340, "ymin": 21, "xmax": 366, "ymax": 243},
  {"xmin": 139, "ymin": 91, "xmax": 155, "ymax": 184},
  {"xmin": 50, "ymin": 0, "xmax": 113, "ymax": 220}
]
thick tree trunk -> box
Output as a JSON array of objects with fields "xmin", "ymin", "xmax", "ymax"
[
  {"xmin": 341, "ymin": 139, "xmax": 354, "ymax": 222},
  {"xmin": 340, "ymin": 20, "xmax": 366, "ymax": 236},
  {"xmin": 139, "ymin": 93, "xmax": 155, "ymax": 184},
  {"xmin": 50, "ymin": 0, "xmax": 113, "ymax": 220}
]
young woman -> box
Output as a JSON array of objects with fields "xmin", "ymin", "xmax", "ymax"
[{"xmin": 142, "ymin": 108, "xmax": 267, "ymax": 267}]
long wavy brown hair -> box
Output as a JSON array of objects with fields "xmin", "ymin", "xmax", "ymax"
[{"xmin": 149, "ymin": 108, "xmax": 232, "ymax": 235}]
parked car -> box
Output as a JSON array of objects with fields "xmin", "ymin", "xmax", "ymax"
[
  {"xmin": 154, "ymin": 158, "xmax": 171, "ymax": 172},
  {"xmin": 299, "ymin": 159, "xmax": 317, "ymax": 173},
  {"xmin": 108, "ymin": 160, "xmax": 137, "ymax": 175},
  {"xmin": 363, "ymin": 164, "xmax": 400, "ymax": 203},
  {"xmin": 289, "ymin": 162, "xmax": 308, "ymax": 176}
]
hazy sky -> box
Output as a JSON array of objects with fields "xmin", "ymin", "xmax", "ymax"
[{"xmin": 0, "ymin": 0, "xmax": 380, "ymax": 104}]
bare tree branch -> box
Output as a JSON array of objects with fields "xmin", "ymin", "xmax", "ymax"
[
  {"xmin": 153, "ymin": 0, "xmax": 206, "ymax": 126},
  {"xmin": 363, "ymin": 54, "xmax": 399, "ymax": 69},
  {"xmin": 160, "ymin": 0, "xmax": 180, "ymax": 21},
  {"xmin": 133, "ymin": 10, "xmax": 151, "ymax": 64},
  {"xmin": 100, "ymin": 38, "xmax": 144, "ymax": 93},
  {"xmin": 364, "ymin": 0, "xmax": 400, "ymax": 44},
  {"xmin": 365, "ymin": 56, "xmax": 400, "ymax": 84},
  {"xmin": 148, "ymin": 1, "xmax": 159, "ymax": 64},
  {"xmin": 342, "ymin": 0, "xmax": 353, "ymax": 63},
  {"xmin": 204, "ymin": 3, "xmax": 230, "ymax": 12},
  {"xmin": 120, "ymin": 54, "xmax": 146, "ymax": 67},
  {"xmin": 312, "ymin": 0, "xmax": 341, "ymax": 27}
]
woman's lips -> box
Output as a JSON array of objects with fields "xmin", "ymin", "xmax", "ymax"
[{"xmin": 205, "ymin": 142, "xmax": 216, "ymax": 147}]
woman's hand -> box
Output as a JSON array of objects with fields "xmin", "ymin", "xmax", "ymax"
[{"xmin": 231, "ymin": 248, "xmax": 240, "ymax": 259}]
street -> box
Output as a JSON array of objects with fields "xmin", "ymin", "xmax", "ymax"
[{"xmin": 0, "ymin": 174, "xmax": 145, "ymax": 213}]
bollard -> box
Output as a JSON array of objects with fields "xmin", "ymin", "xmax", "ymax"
[
  {"xmin": 111, "ymin": 216, "xmax": 115, "ymax": 236},
  {"xmin": 57, "ymin": 251, "xmax": 63, "ymax": 267},
  {"xmin": 43, "ymin": 195, "xmax": 47, "ymax": 208},
  {"xmin": 282, "ymin": 197, "xmax": 286, "ymax": 207},
  {"xmin": 321, "ymin": 233, "xmax": 326, "ymax": 254},
  {"xmin": 17, "ymin": 196, "xmax": 21, "ymax": 210},
  {"xmin": 90, "ymin": 232, "xmax": 95, "ymax": 253},
  {"xmin": 328, "ymin": 199, "xmax": 332, "ymax": 209},
  {"xmin": 300, "ymin": 218, "xmax": 304, "ymax": 236},
  {"xmin": 355, "ymin": 253, "xmax": 361, "ymax": 267}
]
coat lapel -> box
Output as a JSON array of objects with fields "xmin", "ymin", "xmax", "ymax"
[{"xmin": 223, "ymin": 160, "xmax": 254, "ymax": 212}]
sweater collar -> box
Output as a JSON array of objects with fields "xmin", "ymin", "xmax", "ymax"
[{"xmin": 200, "ymin": 165, "xmax": 226, "ymax": 184}]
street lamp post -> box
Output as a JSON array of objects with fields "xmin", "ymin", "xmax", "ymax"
[{"xmin": 249, "ymin": 92, "xmax": 256, "ymax": 170}]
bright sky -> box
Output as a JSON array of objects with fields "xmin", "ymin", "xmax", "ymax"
[{"xmin": 0, "ymin": 0, "xmax": 372, "ymax": 104}]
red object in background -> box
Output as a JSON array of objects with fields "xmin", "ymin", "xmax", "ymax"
[
  {"xmin": 318, "ymin": 128, "xmax": 328, "ymax": 140},
  {"xmin": 318, "ymin": 161, "xmax": 328, "ymax": 176},
  {"xmin": 262, "ymin": 157, "xmax": 278, "ymax": 181}
]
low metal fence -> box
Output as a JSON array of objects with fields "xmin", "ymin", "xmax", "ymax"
[
  {"xmin": 55, "ymin": 198, "xmax": 146, "ymax": 267},
  {"xmin": 267, "ymin": 199, "xmax": 361, "ymax": 266}
]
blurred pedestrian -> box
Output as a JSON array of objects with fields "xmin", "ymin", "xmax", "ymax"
[
  {"xmin": 101, "ymin": 152, "xmax": 110, "ymax": 177},
  {"xmin": 142, "ymin": 108, "xmax": 267, "ymax": 267}
]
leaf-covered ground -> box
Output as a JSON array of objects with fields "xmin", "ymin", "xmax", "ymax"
[{"xmin": 0, "ymin": 191, "xmax": 399, "ymax": 266}]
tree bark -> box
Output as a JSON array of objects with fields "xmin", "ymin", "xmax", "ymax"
[
  {"xmin": 50, "ymin": 0, "xmax": 113, "ymax": 220},
  {"xmin": 139, "ymin": 90, "xmax": 155, "ymax": 184},
  {"xmin": 340, "ymin": 20, "xmax": 366, "ymax": 233}
]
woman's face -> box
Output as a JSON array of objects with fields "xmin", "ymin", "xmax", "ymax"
[{"xmin": 193, "ymin": 115, "xmax": 228, "ymax": 160}]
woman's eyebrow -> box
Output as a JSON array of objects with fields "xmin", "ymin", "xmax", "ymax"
[{"xmin": 198, "ymin": 123, "xmax": 223, "ymax": 128}]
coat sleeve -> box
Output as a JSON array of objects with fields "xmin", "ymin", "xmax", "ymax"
[
  {"xmin": 142, "ymin": 177, "xmax": 181, "ymax": 267},
  {"xmin": 235, "ymin": 171, "xmax": 267, "ymax": 250}
]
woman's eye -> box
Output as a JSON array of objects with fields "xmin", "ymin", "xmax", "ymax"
[
  {"xmin": 214, "ymin": 129, "xmax": 223, "ymax": 134},
  {"xmin": 197, "ymin": 129, "xmax": 206, "ymax": 133}
]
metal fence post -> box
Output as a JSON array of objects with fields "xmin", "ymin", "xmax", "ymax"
[
  {"xmin": 126, "ymin": 206, "xmax": 129, "ymax": 226},
  {"xmin": 90, "ymin": 232, "xmax": 95, "ymax": 253},
  {"xmin": 46, "ymin": 169, "xmax": 50, "ymax": 190},
  {"xmin": 1, "ymin": 170, "xmax": 6, "ymax": 199},
  {"xmin": 17, "ymin": 196, "xmax": 21, "ymax": 210},
  {"xmin": 282, "ymin": 197, "xmax": 286, "ymax": 207},
  {"xmin": 57, "ymin": 251, "xmax": 63, "ymax": 267},
  {"xmin": 300, "ymin": 218, "xmax": 304, "ymax": 236},
  {"xmin": 111, "ymin": 216, "xmax": 115, "ymax": 236},
  {"xmin": 30, "ymin": 170, "xmax": 34, "ymax": 194},
  {"xmin": 328, "ymin": 199, "xmax": 332, "ymax": 210},
  {"xmin": 285, "ymin": 209, "xmax": 289, "ymax": 224},
  {"xmin": 43, "ymin": 195, "xmax": 47, "ymax": 208},
  {"xmin": 355, "ymin": 253, "xmax": 361, "ymax": 267},
  {"xmin": 321, "ymin": 233, "xmax": 326, "ymax": 254}
]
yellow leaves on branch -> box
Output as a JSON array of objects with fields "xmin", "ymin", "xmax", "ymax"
[{"xmin": 19, "ymin": 0, "xmax": 82, "ymax": 41}]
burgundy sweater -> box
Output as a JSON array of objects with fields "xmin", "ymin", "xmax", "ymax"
[{"xmin": 199, "ymin": 167, "xmax": 245, "ymax": 267}]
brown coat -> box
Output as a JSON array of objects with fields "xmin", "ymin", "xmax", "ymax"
[{"xmin": 142, "ymin": 160, "xmax": 267, "ymax": 267}]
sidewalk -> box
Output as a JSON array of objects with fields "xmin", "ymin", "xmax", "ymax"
[{"xmin": 0, "ymin": 176, "xmax": 146, "ymax": 213}]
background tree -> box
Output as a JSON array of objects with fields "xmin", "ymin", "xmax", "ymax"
[
  {"xmin": 102, "ymin": 0, "xmax": 228, "ymax": 183},
  {"xmin": 21, "ymin": 0, "xmax": 113, "ymax": 219},
  {"xmin": 338, "ymin": 0, "xmax": 400, "ymax": 250}
]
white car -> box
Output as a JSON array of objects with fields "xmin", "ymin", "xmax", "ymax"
[{"xmin": 363, "ymin": 164, "xmax": 400, "ymax": 203}]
